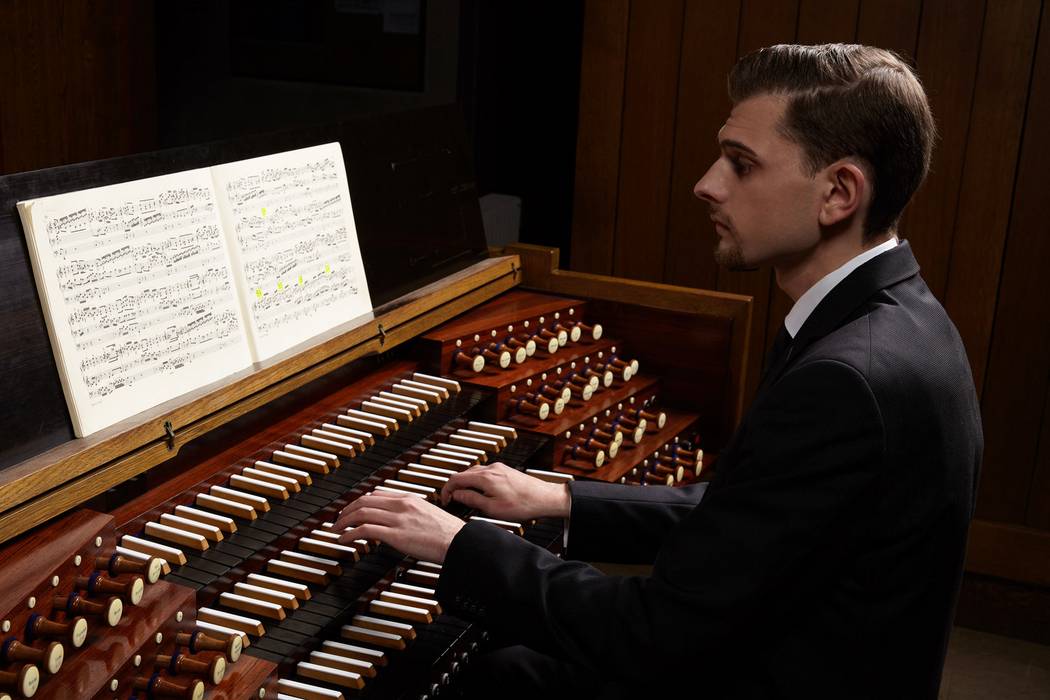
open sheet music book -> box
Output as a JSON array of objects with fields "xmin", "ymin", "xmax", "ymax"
[{"xmin": 18, "ymin": 142, "xmax": 372, "ymax": 437}]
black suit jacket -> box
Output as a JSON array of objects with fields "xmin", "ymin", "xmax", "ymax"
[{"xmin": 437, "ymin": 242, "xmax": 983, "ymax": 698}]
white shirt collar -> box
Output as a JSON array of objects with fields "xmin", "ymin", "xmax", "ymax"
[{"xmin": 784, "ymin": 237, "xmax": 899, "ymax": 338}]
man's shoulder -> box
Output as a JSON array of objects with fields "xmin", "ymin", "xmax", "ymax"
[{"xmin": 797, "ymin": 274, "xmax": 966, "ymax": 384}]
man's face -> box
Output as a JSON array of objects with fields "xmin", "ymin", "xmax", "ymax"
[{"xmin": 694, "ymin": 94, "xmax": 824, "ymax": 270}]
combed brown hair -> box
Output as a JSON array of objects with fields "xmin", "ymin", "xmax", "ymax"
[{"xmin": 728, "ymin": 44, "xmax": 936, "ymax": 237}]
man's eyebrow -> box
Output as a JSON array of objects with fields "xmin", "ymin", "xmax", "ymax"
[{"xmin": 719, "ymin": 139, "xmax": 759, "ymax": 157}]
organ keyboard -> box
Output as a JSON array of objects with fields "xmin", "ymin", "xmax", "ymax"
[{"xmin": 0, "ymin": 108, "xmax": 750, "ymax": 697}]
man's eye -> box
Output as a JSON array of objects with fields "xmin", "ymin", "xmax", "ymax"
[{"xmin": 731, "ymin": 158, "xmax": 752, "ymax": 176}]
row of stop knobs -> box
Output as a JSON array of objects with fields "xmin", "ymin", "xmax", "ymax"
[
  {"xmin": 560, "ymin": 404, "xmax": 668, "ymax": 469},
  {"xmin": 510, "ymin": 355, "xmax": 640, "ymax": 421},
  {"xmin": 453, "ymin": 321, "xmax": 602, "ymax": 373},
  {"xmin": 0, "ymin": 553, "xmax": 237, "ymax": 699},
  {"xmin": 621, "ymin": 439, "xmax": 705, "ymax": 486},
  {"xmin": 0, "ymin": 553, "xmax": 160, "ymax": 698}
]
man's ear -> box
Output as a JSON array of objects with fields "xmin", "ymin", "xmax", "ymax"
[{"xmin": 818, "ymin": 160, "xmax": 868, "ymax": 228}]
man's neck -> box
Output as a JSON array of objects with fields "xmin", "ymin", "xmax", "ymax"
[{"xmin": 774, "ymin": 230, "xmax": 896, "ymax": 302}]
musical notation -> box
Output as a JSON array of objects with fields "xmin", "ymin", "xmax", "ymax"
[
  {"xmin": 18, "ymin": 168, "xmax": 254, "ymax": 436},
  {"xmin": 213, "ymin": 142, "xmax": 372, "ymax": 360}
]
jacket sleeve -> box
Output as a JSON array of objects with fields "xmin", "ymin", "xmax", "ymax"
[
  {"xmin": 435, "ymin": 359, "xmax": 885, "ymax": 682},
  {"xmin": 564, "ymin": 480, "xmax": 707, "ymax": 563}
]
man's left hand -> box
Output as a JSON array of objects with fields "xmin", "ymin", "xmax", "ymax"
[{"xmin": 333, "ymin": 491, "xmax": 465, "ymax": 563}]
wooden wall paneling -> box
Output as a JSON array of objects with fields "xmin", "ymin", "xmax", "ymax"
[
  {"xmin": 0, "ymin": 0, "xmax": 157, "ymax": 174},
  {"xmin": 976, "ymin": 1, "xmax": 1050, "ymax": 526},
  {"xmin": 897, "ymin": 0, "xmax": 986, "ymax": 299},
  {"xmin": 1029, "ymin": 384, "xmax": 1050, "ymax": 530},
  {"xmin": 570, "ymin": 0, "xmax": 632, "ymax": 275},
  {"xmin": 796, "ymin": 0, "xmax": 860, "ymax": 43},
  {"xmin": 718, "ymin": 0, "xmax": 800, "ymax": 402},
  {"xmin": 663, "ymin": 0, "xmax": 742, "ymax": 291},
  {"xmin": 854, "ymin": 0, "xmax": 922, "ymax": 60},
  {"xmin": 944, "ymin": 0, "xmax": 1041, "ymax": 397},
  {"xmin": 762, "ymin": 0, "xmax": 862, "ymax": 359},
  {"xmin": 611, "ymin": 0, "xmax": 687, "ymax": 283}
]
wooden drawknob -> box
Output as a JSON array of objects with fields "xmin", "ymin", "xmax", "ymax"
[
  {"xmin": 56, "ymin": 592, "xmax": 122, "ymax": 627},
  {"xmin": 530, "ymin": 333, "xmax": 559, "ymax": 355},
  {"xmin": 78, "ymin": 572, "xmax": 145, "ymax": 606},
  {"xmin": 454, "ymin": 351, "xmax": 485, "ymax": 372},
  {"xmin": 554, "ymin": 323, "xmax": 581, "ymax": 343},
  {"xmin": 514, "ymin": 398, "xmax": 550, "ymax": 420},
  {"xmin": 26, "ymin": 614, "xmax": 88, "ymax": 649},
  {"xmin": 157, "ymin": 653, "xmax": 227, "ymax": 685},
  {"xmin": 575, "ymin": 321, "xmax": 602, "ymax": 341},
  {"xmin": 1, "ymin": 639, "xmax": 62, "ymax": 675},
  {"xmin": 566, "ymin": 444, "xmax": 604, "ymax": 468},
  {"xmin": 175, "ymin": 630, "xmax": 242, "ymax": 663},
  {"xmin": 0, "ymin": 665, "xmax": 39, "ymax": 698},
  {"xmin": 97, "ymin": 553, "xmax": 163, "ymax": 584},
  {"xmin": 134, "ymin": 673, "xmax": 205, "ymax": 700},
  {"xmin": 482, "ymin": 345, "xmax": 512, "ymax": 369},
  {"xmin": 511, "ymin": 334, "xmax": 538, "ymax": 356},
  {"xmin": 636, "ymin": 409, "xmax": 667, "ymax": 430}
]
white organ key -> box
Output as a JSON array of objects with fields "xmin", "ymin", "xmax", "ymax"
[
  {"xmin": 313, "ymin": 428, "xmax": 366, "ymax": 449},
  {"xmin": 121, "ymin": 534, "xmax": 187, "ymax": 565},
  {"xmin": 210, "ymin": 484, "xmax": 271, "ymax": 511},
  {"xmin": 276, "ymin": 678, "xmax": 345, "ymax": 700},
  {"xmin": 341, "ymin": 625, "xmax": 406, "ymax": 650},
  {"xmin": 272, "ymin": 450, "xmax": 328, "ymax": 474},
  {"xmin": 285, "ymin": 443, "xmax": 340, "ymax": 467},
  {"xmin": 319, "ymin": 422, "xmax": 374, "ymax": 445},
  {"xmin": 302, "ymin": 433, "xmax": 355, "ymax": 458},
  {"xmin": 253, "ymin": 460, "xmax": 312, "ymax": 486},
  {"xmin": 455, "ymin": 428, "xmax": 508, "ymax": 448},
  {"xmin": 174, "ymin": 504, "xmax": 237, "ymax": 533},
  {"xmin": 219, "ymin": 592, "xmax": 286, "ymax": 620},
  {"xmin": 351, "ymin": 614, "xmax": 416, "ymax": 640},
  {"xmin": 362, "ymin": 400, "xmax": 413, "ymax": 422},
  {"xmin": 195, "ymin": 492, "xmax": 257, "ymax": 520},
  {"xmin": 400, "ymin": 378, "xmax": 450, "ymax": 399},
  {"xmin": 299, "ymin": 537, "xmax": 358, "ymax": 561},
  {"xmin": 158, "ymin": 513, "xmax": 223, "ymax": 542},
  {"xmin": 296, "ymin": 662, "xmax": 364, "ymax": 690},
  {"xmin": 242, "ymin": 467, "xmax": 301, "ymax": 493},
  {"xmin": 467, "ymin": 420, "xmax": 518, "ymax": 440},
  {"xmin": 411, "ymin": 372, "xmax": 461, "ymax": 393},
  {"xmin": 233, "ymin": 582, "xmax": 299, "ymax": 609},
  {"xmin": 391, "ymin": 383, "xmax": 443, "ymax": 403},
  {"xmin": 336, "ymin": 413, "xmax": 391, "ymax": 436},
  {"xmin": 245, "ymin": 573, "xmax": 312, "ymax": 601},
  {"xmin": 378, "ymin": 390, "xmax": 428, "ymax": 412},
  {"xmin": 280, "ymin": 550, "xmax": 341, "ymax": 575},
  {"xmin": 197, "ymin": 607, "xmax": 265, "ymax": 636},
  {"xmin": 344, "ymin": 408, "xmax": 398, "ymax": 430},
  {"xmin": 229, "ymin": 474, "xmax": 289, "ymax": 500}
]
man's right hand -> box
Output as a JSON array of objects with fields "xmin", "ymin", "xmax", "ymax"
[{"xmin": 440, "ymin": 462, "xmax": 571, "ymax": 522}]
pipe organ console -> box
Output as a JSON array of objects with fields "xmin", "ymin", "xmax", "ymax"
[{"xmin": 0, "ymin": 108, "xmax": 750, "ymax": 698}]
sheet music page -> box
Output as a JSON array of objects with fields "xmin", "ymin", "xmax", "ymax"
[
  {"xmin": 17, "ymin": 170, "xmax": 253, "ymax": 437},
  {"xmin": 210, "ymin": 143, "xmax": 372, "ymax": 362}
]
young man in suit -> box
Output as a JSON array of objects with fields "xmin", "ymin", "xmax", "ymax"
[{"xmin": 335, "ymin": 44, "xmax": 983, "ymax": 698}]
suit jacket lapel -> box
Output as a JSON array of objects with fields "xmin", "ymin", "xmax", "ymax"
[{"xmin": 756, "ymin": 241, "xmax": 922, "ymax": 399}]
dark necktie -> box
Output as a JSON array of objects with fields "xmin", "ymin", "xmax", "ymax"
[{"xmin": 765, "ymin": 324, "xmax": 793, "ymax": 373}]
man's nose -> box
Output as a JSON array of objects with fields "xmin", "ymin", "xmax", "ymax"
[{"xmin": 693, "ymin": 162, "xmax": 724, "ymax": 203}]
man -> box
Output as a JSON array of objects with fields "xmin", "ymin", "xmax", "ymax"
[{"xmin": 335, "ymin": 44, "xmax": 982, "ymax": 698}]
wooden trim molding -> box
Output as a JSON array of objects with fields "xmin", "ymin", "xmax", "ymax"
[{"xmin": 966, "ymin": 518, "xmax": 1050, "ymax": 588}]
